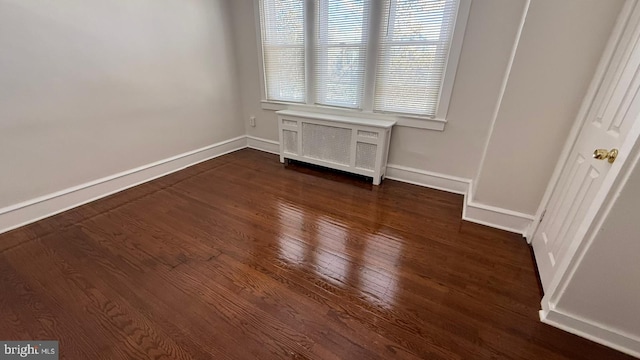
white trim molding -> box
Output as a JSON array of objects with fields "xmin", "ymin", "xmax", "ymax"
[
  {"xmin": 247, "ymin": 135, "xmax": 280, "ymax": 154},
  {"xmin": 463, "ymin": 180, "xmax": 535, "ymax": 235},
  {"xmin": 540, "ymin": 307, "xmax": 640, "ymax": 358},
  {"xmin": 0, "ymin": 136, "xmax": 247, "ymax": 235},
  {"xmin": 472, "ymin": 0, "xmax": 531, "ymax": 197},
  {"xmin": 260, "ymin": 100, "xmax": 447, "ymax": 131},
  {"xmin": 386, "ymin": 164, "xmax": 533, "ymax": 236},
  {"xmin": 463, "ymin": 203, "xmax": 534, "ymax": 236},
  {"xmin": 251, "ymin": 141, "xmax": 528, "ymax": 238},
  {"xmin": 0, "ymin": 134, "xmax": 533, "ymax": 238},
  {"xmin": 246, "ymin": 137, "xmax": 535, "ymax": 236},
  {"xmin": 385, "ymin": 164, "xmax": 468, "ymax": 195}
]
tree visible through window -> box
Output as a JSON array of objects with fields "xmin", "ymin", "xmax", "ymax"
[{"xmin": 259, "ymin": 0, "xmax": 461, "ymax": 118}]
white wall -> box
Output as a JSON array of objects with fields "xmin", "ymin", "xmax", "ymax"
[
  {"xmin": 555, "ymin": 146, "xmax": 640, "ymax": 347},
  {"xmin": 1, "ymin": 0, "xmax": 621, "ymax": 233},
  {"xmin": 473, "ymin": 0, "xmax": 624, "ymax": 215},
  {"xmin": 0, "ymin": 0, "xmax": 244, "ymax": 209},
  {"xmin": 387, "ymin": 0, "xmax": 525, "ymax": 178},
  {"xmin": 230, "ymin": 0, "xmax": 279, "ymax": 141},
  {"xmin": 229, "ymin": 0, "xmax": 624, "ymax": 223},
  {"xmin": 231, "ymin": 0, "xmax": 527, "ymax": 179}
]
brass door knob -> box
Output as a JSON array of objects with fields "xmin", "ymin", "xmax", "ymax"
[{"xmin": 593, "ymin": 148, "xmax": 619, "ymax": 163}]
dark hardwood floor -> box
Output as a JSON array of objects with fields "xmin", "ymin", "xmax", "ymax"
[{"xmin": 0, "ymin": 149, "xmax": 632, "ymax": 359}]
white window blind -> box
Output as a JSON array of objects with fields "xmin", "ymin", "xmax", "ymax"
[
  {"xmin": 258, "ymin": 0, "xmax": 462, "ymax": 118},
  {"xmin": 315, "ymin": 0, "xmax": 370, "ymax": 109},
  {"xmin": 374, "ymin": 0, "xmax": 458, "ymax": 116},
  {"xmin": 259, "ymin": 0, "xmax": 306, "ymax": 103}
]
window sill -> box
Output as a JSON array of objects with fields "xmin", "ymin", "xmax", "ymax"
[{"xmin": 260, "ymin": 100, "xmax": 447, "ymax": 131}]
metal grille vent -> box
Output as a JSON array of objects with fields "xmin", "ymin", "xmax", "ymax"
[
  {"xmin": 356, "ymin": 142, "xmax": 377, "ymax": 170},
  {"xmin": 302, "ymin": 123, "xmax": 352, "ymax": 165},
  {"xmin": 283, "ymin": 130, "xmax": 298, "ymax": 154},
  {"xmin": 358, "ymin": 130, "xmax": 378, "ymax": 139}
]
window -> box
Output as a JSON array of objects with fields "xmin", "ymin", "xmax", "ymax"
[
  {"xmin": 258, "ymin": 0, "xmax": 467, "ymax": 119},
  {"xmin": 259, "ymin": 0, "xmax": 306, "ymax": 102},
  {"xmin": 315, "ymin": 0, "xmax": 369, "ymax": 109}
]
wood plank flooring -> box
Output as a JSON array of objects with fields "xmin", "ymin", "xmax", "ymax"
[{"xmin": 0, "ymin": 149, "xmax": 633, "ymax": 359}]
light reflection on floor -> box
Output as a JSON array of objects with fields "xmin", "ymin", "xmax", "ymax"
[
  {"xmin": 359, "ymin": 233, "xmax": 401, "ymax": 308},
  {"xmin": 275, "ymin": 199, "xmax": 402, "ymax": 309}
]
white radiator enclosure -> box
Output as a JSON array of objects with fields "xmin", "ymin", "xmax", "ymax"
[{"xmin": 276, "ymin": 110, "xmax": 395, "ymax": 185}]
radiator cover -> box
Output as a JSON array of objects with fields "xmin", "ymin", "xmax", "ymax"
[{"xmin": 276, "ymin": 110, "xmax": 395, "ymax": 185}]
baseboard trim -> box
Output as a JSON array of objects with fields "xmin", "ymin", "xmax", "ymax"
[
  {"xmin": 540, "ymin": 308, "xmax": 640, "ymax": 358},
  {"xmin": 463, "ymin": 181, "xmax": 534, "ymax": 235},
  {"xmin": 462, "ymin": 201, "xmax": 533, "ymax": 235},
  {"xmin": 3, "ymin": 133, "xmax": 631, "ymax": 357},
  {"xmin": 385, "ymin": 164, "xmax": 469, "ymax": 195},
  {"xmin": 247, "ymin": 135, "xmax": 279, "ymax": 155},
  {"xmin": 223, "ymin": 139, "xmax": 537, "ymax": 236},
  {"xmin": 1, "ymin": 135, "xmax": 533, "ymax": 238},
  {"xmin": 385, "ymin": 164, "xmax": 532, "ymax": 236},
  {"xmin": 0, "ymin": 135, "xmax": 247, "ymax": 235}
]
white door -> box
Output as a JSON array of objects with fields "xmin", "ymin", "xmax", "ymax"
[{"xmin": 533, "ymin": 1, "xmax": 640, "ymax": 290}]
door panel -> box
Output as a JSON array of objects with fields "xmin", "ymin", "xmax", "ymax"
[{"xmin": 533, "ymin": 2, "xmax": 640, "ymax": 289}]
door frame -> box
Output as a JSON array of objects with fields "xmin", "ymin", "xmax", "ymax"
[
  {"xmin": 539, "ymin": 120, "xmax": 640, "ymax": 357},
  {"xmin": 527, "ymin": 0, "xmax": 637, "ymax": 244},
  {"xmin": 532, "ymin": 0, "xmax": 640, "ymax": 299},
  {"xmin": 529, "ymin": 1, "xmax": 640, "ymax": 354}
]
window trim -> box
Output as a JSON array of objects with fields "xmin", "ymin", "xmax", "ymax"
[{"xmin": 253, "ymin": 0, "xmax": 471, "ymax": 131}]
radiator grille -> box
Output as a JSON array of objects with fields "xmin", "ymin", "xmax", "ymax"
[
  {"xmin": 277, "ymin": 111, "xmax": 393, "ymax": 185},
  {"xmin": 282, "ymin": 130, "xmax": 298, "ymax": 154},
  {"xmin": 358, "ymin": 130, "xmax": 378, "ymax": 139},
  {"xmin": 356, "ymin": 142, "xmax": 377, "ymax": 170},
  {"xmin": 302, "ymin": 123, "xmax": 352, "ymax": 165}
]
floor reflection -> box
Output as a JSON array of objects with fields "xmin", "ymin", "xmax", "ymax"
[
  {"xmin": 359, "ymin": 233, "xmax": 401, "ymax": 309},
  {"xmin": 277, "ymin": 234, "xmax": 306, "ymax": 265},
  {"xmin": 312, "ymin": 216, "xmax": 351, "ymax": 286},
  {"xmin": 275, "ymin": 199, "xmax": 402, "ymax": 309},
  {"xmin": 275, "ymin": 202, "xmax": 307, "ymax": 265}
]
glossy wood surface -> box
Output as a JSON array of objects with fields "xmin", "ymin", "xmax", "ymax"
[{"xmin": 0, "ymin": 149, "xmax": 633, "ymax": 359}]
